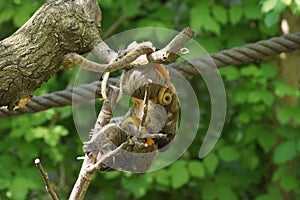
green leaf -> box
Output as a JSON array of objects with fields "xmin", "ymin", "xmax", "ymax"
[
  {"xmin": 229, "ymin": 5, "xmax": 243, "ymax": 25},
  {"xmin": 232, "ymin": 90, "xmax": 248, "ymax": 104},
  {"xmin": 203, "ymin": 16, "xmax": 221, "ymax": 35},
  {"xmin": 273, "ymin": 166, "xmax": 286, "ymax": 181},
  {"xmin": 155, "ymin": 7, "xmax": 174, "ymax": 22},
  {"xmin": 43, "ymin": 125, "xmax": 69, "ymax": 146},
  {"xmin": 121, "ymin": 175, "xmax": 152, "ymax": 199},
  {"xmin": 104, "ymin": 171, "xmax": 120, "ymax": 180},
  {"xmin": 243, "ymin": 124, "xmax": 260, "ymax": 144},
  {"xmin": 169, "ymin": 160, "xmax": 190, "ymax": 189},
  {"xmin": 190, "ymin": 3, "xmax": 210, "ymax": 31},
  {"xmin": 280, "ymin": 172, "xmax": 298, "ymax": 191},
  {"xmin": 272, "ymin": 166, "xmax": 298, "ymax": 191},
  {"xmin": 262, "ymin": 0, "xmax": 279, "ymax": 12},
  {"xmin": 261, "ymin": 91, "xmax": 275, "ymax": 107},
  {"xmin": 0, "ymin": 5, "xmax": 14, "ymax": 23},
  {"xmin": 238, "ymin": 111, "xmax": 251, "ymax": 124},
  {"xmin": 277, "ymin": 106, "xmax": 294, "ymax": 124},
  {"xmin": 259, "ymin": 20, "xmax": 279, "ymax": 35},
  {"xmin": 273, "ymin": 140, "xmax": 297, "ymax": 164},
  {"xmin": 202, "ymin": 182, "xmax": 238, "ymax": 200},
  {"xmin": 121, "ymin": 0, "xmax": 139, "ymax": 17},
  {"xmin": 188, "ymin": 161, "xmax": 205, "ymax": 179},
  {"xmin": 212, "ymin": 6, "xmax": 228, "ymax": 25},
  {"xmin": 248, "ymin": 90, "xmax": 275, "ymax": 107},
  {"xmin": 260, "ymin": 63, "xmax": 278, "ymax": 79},
  {"xmin": 9, "ymin": 177, "xmax": 35, "ymax": 200},
  {"xmin": 0, "ymin": 178, "xmax": 10, "ymax": 190},
  {"xmin": 240, "ymin": 65, "xmax": 262, "ymax": 77},
  {"xmin": 203, "ymin": 153, "xmax": 219, "ymax": 174},
  {"xmin": 248, "ymin": 90, "xmax": 262, "ymax": 103},
  {"xmin": 255, "ymin": 194, "xmax": 283, "ymax": 200},
  {"xmin": 297, "ymin": 138, "xmax": 300, "ymax": 153},
  {"xmin": 280, "ymin": 0, "xmax": 292, "ymax": 6},
  {"xmin": 244, "ymin": 3, "xmax": 263, "ymax": 20},
  {"xmin": 13, "ymin": 2, "xmax": 40, "ymax": 27},
  {"xmin": 258, "ymin": 130, "xmax": 276, "ymax": 153},
  {"xmin": 154, "ymin": 169, "xmax": 170, "ymax": 186},
  {"xmin": 99, "ymin": 0, "xmax": 114, "ymax": 8},
  {"xmin": 292, "ymin": 106, "xmax": 300, "ymax": 125},
  {"xmin": 274, "ymin": 79, "xmax": 299, "ymax": 98},
  {"xmin": 218, "ymin": 146, "xmax": 240, "ymax": 162},
  {"xmin": 264, "ymin": 11, "xmax": 280, "ymax": 27},
  {"xmin": 220, "ymin": 67, "xmax": 240, "ymax": 81}
]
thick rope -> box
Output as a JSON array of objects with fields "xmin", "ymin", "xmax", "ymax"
[
  {"xmin": 0, "ymin": 82, "xmax": 102, "ymax": 118},
  {"xmin": 169, "ymin": 32, "xmax": 300, "ymax": 76},
  {"xmin": 1, "ymin": 32, "xmax": 300, "ymax": 118}
]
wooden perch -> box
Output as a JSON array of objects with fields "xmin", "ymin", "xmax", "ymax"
[{"xmin": 0, "ymin": 0, "xmax": 102, "ymax": 109}]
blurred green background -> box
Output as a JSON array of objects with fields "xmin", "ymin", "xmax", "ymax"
[{"xmin": 1, "ymin": 0, "xmax": 300, "ymax": 199}]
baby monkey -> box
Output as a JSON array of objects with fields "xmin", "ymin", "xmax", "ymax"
[{"xmin": 64, "ymin": 50, "xmax": 179, "ymax": 173}]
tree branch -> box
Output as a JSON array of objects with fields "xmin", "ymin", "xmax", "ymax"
[
  {"xmin": 0, "ymin": 0, "xmax": 102, "ymax": 109},
  {"xmin": 68, "ymin": 86, "xmax": 120, "ymax": 200},
  {"xmin": 35, "ymin": 158, "xmax": 59, "ymax": 200}
]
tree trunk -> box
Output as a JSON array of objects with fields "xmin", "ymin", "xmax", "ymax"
[
  {"xmin": 273, "ymin": 10, "xmax": 300, "ymax": 200},
  {"xmin": 0, "ymin": 0, "xmax": 102, "ymax": 109}
]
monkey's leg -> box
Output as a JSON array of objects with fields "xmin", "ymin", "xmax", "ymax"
[
  {"xmin": 62, "ymin": 42, "xmax": 154, "ymax": 73},
  {"xmin": 93, "ymin": 85, "xmax": 120, "ymax": 133}
]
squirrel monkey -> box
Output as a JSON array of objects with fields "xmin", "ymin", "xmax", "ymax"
[{"xmin": 83, "ymin": 63, "xmax": 179, "ymax": 173}]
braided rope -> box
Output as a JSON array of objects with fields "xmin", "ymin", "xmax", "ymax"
[
  {"xmin": 0, "ymin": 81, "xmax": 102, "ymax": 118},
  {"xmin": 170, "ymin": 32, "xmax": 300, "ymax": 76},
  {"xmin": 1, "ymin": 32, "xmax": 300, "ymax": 118}
]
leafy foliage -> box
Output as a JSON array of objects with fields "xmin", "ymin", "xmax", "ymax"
[{"xmin": 1, "ymin": 0, "xmax": 300, "ymax": 199}]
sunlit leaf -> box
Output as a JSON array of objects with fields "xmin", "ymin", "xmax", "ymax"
[
  {"xmin": 280, "ymin": 0, "xmax": 292, "ymax": 6},
  {"xmin": 261, "ymin": 0, "xmax": 279, "ymax": 12}
]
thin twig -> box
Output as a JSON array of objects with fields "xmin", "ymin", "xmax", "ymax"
[
  {"xmin": 104, "ymin": 15, "xmax": 128, "ymax": 38},
  {"xmin": 35, "ymin": 158, "xmax": 59, "ymax": 200}
]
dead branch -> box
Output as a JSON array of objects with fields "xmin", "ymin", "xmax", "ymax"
[{"xmin": 35, "ymin": 158, "xmax": 59, "ymax": 200}]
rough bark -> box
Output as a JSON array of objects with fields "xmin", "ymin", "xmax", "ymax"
[{"xmin": 0, "ymin": 0, "xmax": 102, "ymax": 109}]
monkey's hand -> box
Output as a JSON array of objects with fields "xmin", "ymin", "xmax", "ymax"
[{"xmin": 83, "ymin": 123, "xmax": 127, "ymax": 158}]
